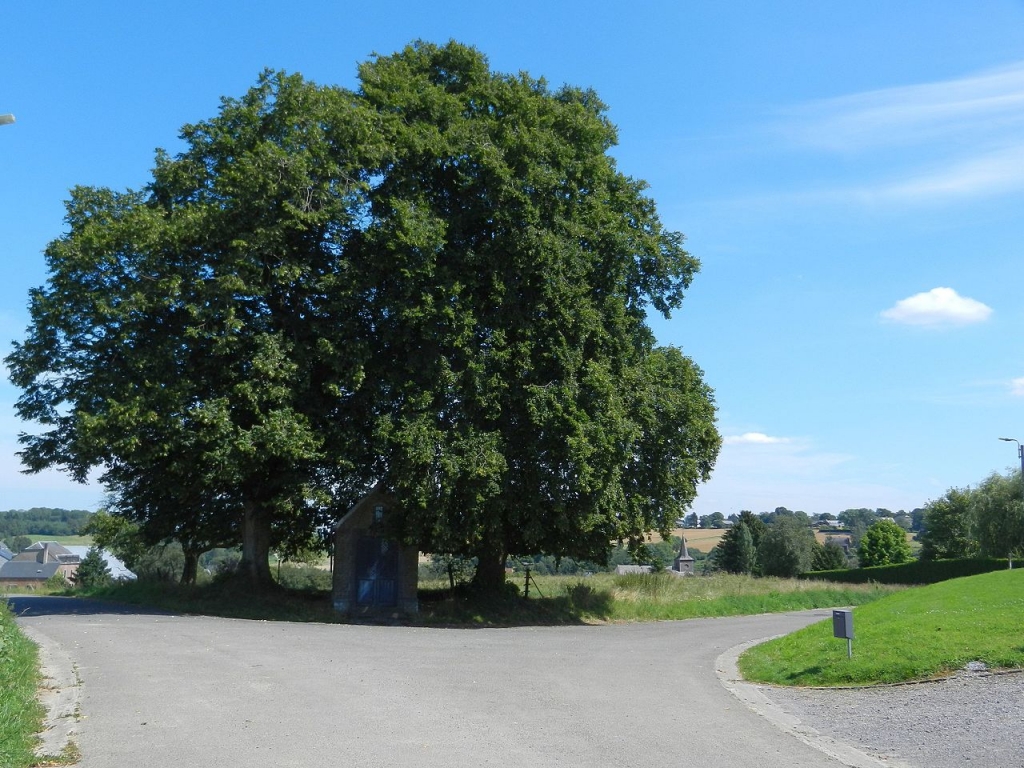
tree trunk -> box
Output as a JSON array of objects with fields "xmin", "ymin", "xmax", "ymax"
[
  {"xmin": 180, "ymin": 548, "xmax": 200, "ymax": 586},
  {"xmin": 241, "ymin": 502, "xmax": 275, "ymax": 589},
  {"xmin": 471, "ymin": 543, "xmax": 508, "ymax": 593}
]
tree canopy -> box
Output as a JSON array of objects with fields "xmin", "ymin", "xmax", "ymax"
[
  {"xmin": 6, "ymin": 41, "xmax": 720, "ymax": 591},
  {"xmin": 857, "ymin": 519, "xmax": 913, "ymax": 568},
  {"xmin": 919, "ymin": 487, "xmax": 978, "ymax": 561},
  {"xmin": 712, "ymin": 511, "xmax": 766, "ymax": 574},
  {"xmin": 757, "ymin": 515, "xmax": 816, "ymax": 577},
  {"xmin": 972, "ymin": 471, "xmax": 1024, "ymax": 565}
]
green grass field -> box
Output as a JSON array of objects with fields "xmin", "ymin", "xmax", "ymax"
[
  {"xmin": 739, "ymin": 568, "xmax": 1024, "ymax": 686},
  {"xmin": 0, "ymin": 602, "xmax": 44, "ymax": 768},
  {"xmin": 19, "ymin": 535, "xmax": 94, "ymax": 547}
]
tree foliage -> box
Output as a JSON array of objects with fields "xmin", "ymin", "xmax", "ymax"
[
  {"xmin": 80, "ymin": 511, "xmax": 148, "ymax": 571},
  {"xmin": 355, "ymin": 43, "xmax": 720, "ymax": 588},
  {"xmin": 919, "ymin": 488, "xmax": 978, "ymax": 561},
  {"xmin": 972, "ymin": 471, "xmax": 1024, "ymax": 565},
  {"xmin": 5, "ymin": 42, "xmax": 720, "ymax": 592},
  {"xmin": 699, "ymin": 512, "xmax": 726, "ymax": 529},
  {"xmin": 713, "ymin": 511, "xmax": 766, "ymax": 574},
  {"xmin": 73, "ymin": 547, "xmax": 112, "ymax": 588},
  {"xmin": 837, "ymin": 508, "xmax": 878, "ymax": 546},
  {"xmin": 810, "ymin": 539, "xmax": 848, "ymax": 571},
  {"xmin": 857, "ymin": 519, "xmax": 913, "ymax": 568},
  {"xmin": 757, "ymin": 515, "xmax": 815, "ymax": 577}
]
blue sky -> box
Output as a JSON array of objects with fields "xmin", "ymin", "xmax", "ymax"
[{"xmin": 3, "ymin": 2, "xmax": 1024, "ymax": 515}]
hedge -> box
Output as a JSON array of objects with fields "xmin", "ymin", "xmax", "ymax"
[{"xmin": 801, "ymin": 557, "xmax": 1009, "ymax": 585}]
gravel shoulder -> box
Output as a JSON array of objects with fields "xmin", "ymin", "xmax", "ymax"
[
  {"xmin": 757, "ymin": 670, "xmax": 1024, "ymax": 768},
  {"xmin": 720, "ymin": 634, "xmax": 1024, "ymax": 768}
]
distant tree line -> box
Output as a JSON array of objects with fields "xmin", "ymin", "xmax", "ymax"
[
  {"xmin": 0, "ymin": 508, "xmax": 93, "ymax": 551},
  {"xmin": 706, "ymin": 507, "xmax": 914, "ymax": 578}
]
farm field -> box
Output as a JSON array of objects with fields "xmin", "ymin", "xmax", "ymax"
[
  {"xmin": 18, "ymin": 534, "xmax": 94, "ymax": 547},
  {"xmin": 668, "ymin": 527, "xmax": 727, "ymax": 551}
]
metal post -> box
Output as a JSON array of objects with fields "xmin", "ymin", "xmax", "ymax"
[{"xmin": 998, "ymin": 437, "xmax": 1024, "ymax": 569}]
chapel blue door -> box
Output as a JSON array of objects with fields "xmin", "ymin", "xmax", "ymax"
[{"xmin": 355, "ymin": 536, "xmax": 398, "ymax": 607}]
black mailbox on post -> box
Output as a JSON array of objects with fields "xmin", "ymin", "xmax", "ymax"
[{"xmin": 833, "ymin": 609, "xmax": 853, "ymax": 639}]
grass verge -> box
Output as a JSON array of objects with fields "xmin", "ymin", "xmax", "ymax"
[
  {"xmin": 0, "ymin": 600, "xmax": 45, "ymax": 768},
  {"xmin": 82, "ymin": 571, "xmax": 898, "ymax": 627},
  {"xmin": 590, "ymin": 572, "xmax": 898, "ymax": 622},
  {"xmin": 739, "ymin": 568, "xmax": 1024, "ymax": 686}
]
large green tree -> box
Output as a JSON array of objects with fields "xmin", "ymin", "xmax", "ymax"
[
  {"xmin": 918, "ymin": 487, "xmax": 978, "ymax": 561},
  {"xmin": 6, "ymin": 71, "xmax": 379, "ymax": 587},
  {"xmin": 857, "ymin": 519, "xmax": 913, "ymax": 568},
  {"xmin": 810, "ymin": 539, "xmax": 848, "ymax": 571},
  {"xmin": 72, "ymin": 547, "xmax": 112, "ymax": 588},
  {"xmin": 354, "ymin": 43, "xmax": 719, "ymax": 588},
  {"xmin": 972, "ymin": 471, "xmax": 1024, "ymax": 567},
  {"xmin": 757, "ymin": 515, "xmax": 815, "ymax": 577},
  {"xmin": 7, "ymin": 42, "xmax": 720, "ymax": 593},
  {"xmin": 713, "ymin": 511, "xmax": 766, "ymax": 574}
]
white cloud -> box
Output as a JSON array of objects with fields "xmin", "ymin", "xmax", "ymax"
[
  {"xmin": 768, "ymin": 61, "xmax": 1024, "ymax": 204},
  {"xmin": 867, "ymin": 144, "xmax": 1024, "ymax": 203},
  {"xmin": 782, "ymin": 61, "xmax": 1024, "ymax": 152},
  {"xmin": 880, "ymin": 287, "xmax": 992, "ymax": 327},
  {"xmin": 1011, "ymin": 378, "xmax": 1024, "ymax": 397},
  {"xmin": 723, "ymin": 432, "xmax": 790, "ymax": 445}
]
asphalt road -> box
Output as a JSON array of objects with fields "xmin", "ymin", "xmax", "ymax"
[{"xmin": 10, "ymin": 596, "xmax": 866, "ymax": 768}]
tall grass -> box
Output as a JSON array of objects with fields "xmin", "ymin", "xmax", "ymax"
[
  {"xmin": 740, "ymin": 568, "xmax": 1024, "ymax": 686},
  {"xmin": 520, "ymin": 572, "xmax": 899, "ymax": 623},
  {"xmin": 84, "ymin": 571, "xmax": 895, "ymax": 628},
  {"xmin": 0, "ymin": 601, "xmax": 44, "ymax": 768}
]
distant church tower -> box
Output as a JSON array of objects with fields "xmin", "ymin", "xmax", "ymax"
[{"xmin": 672, "ymin": 535, "xmax": 695, "ymax": 576}]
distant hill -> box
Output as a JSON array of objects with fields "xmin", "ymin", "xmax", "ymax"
[{"xmin": 0, "ymin": 508, "xmax": 93, "ymax": 545}]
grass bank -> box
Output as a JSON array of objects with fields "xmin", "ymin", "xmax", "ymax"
[
  {"xmin": 577, "ymin": 572, "xmax": 898, "ymax": 622},
  {"xmin": 82, "ymin": 571, "xmax": 898, "ymax": 626},
  {"xmin": 739, "ymin": 568, "xmax": 1024, "ymax": 686},
  {"xmin": 0, "ymin": 601, "xmax": 44, "ymax": 768}
]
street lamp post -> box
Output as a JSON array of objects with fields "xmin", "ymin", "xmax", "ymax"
[
  {"xmin": 998, "ymin": 437, "xmax": 1024, "ymax": 569},
  {"xmin": 998, "ymin": 437, "xmax": 1024, "ymax": 477},
  {"xmin": 0, "ymin": 114, "xmax": 15, "ymax": 126}
]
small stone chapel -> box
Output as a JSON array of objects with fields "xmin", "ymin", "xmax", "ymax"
[{"xmin": 332, "ymin": 485, "xmax": 419, "ymax": 616}]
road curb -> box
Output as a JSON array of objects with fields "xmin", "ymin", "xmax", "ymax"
[
  {"xmin": 19, "ymin": 624, "xmax": 82, "ymax": 764},
  {"xmin": 716, "ymin": 631, "xmax": 912, "ymax": 768}
]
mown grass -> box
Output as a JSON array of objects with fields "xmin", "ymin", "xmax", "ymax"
[
  {"xmin": 739, "ymin": 568, "xmax": 1024, "ymax": 686},
  {"xmin": 0, "ymin": 601, "xmax": 44, "ymax": 768}
]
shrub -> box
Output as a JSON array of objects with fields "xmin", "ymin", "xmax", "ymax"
[
  {"xmin": 801, "ymin": 557, "xmax": 1008, "ymax": 585},
  {"xmin": 274, "ymin": 563, "xmax": 331, "ymax": 591}
]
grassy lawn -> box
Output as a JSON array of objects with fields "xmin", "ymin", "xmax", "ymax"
[
  {"xmin": 739, "ymin": 568, "xmax": 1024, "ymax": 686},
  {"xmin": 0, "ymin": 601, "xmax": 44, "ymax": 768}
]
